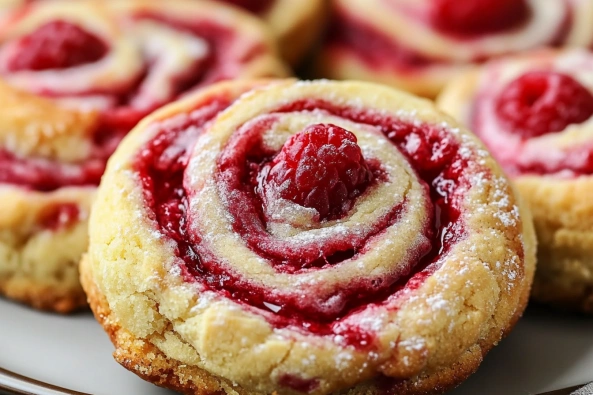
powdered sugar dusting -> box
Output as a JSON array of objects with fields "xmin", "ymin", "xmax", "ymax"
[
  {"xmin": 399, "ymin": 337, "xmax": 426, "ymax": 352},
  {"xmin": 121, "ymin": 78, "xmax": 533, "ymax": 381}
]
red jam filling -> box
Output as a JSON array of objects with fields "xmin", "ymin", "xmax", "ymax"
[
  {"xmin": 430, "ymin": 0, "xmax": 531, "ymax": 37},
  {"xmin": 134, "ymin": 99, "xmax": 484, "ymax": 349},
  {"xmin": 328, "ymin": 3, "xmax": 571, "ymax": 71},
  {"xmin": 260, "ymin": 123, "xmax": 374, "ymax": 221},
  {"xmin": 6, "ymin": 21, "xmax": 108, "ymax": 71},
  {"xmin": 88, "ymin": 13, "xmax": 263, "ymax": 132},
  {"xmin": 214, "ymin": 115, "xmax": 400, "ymax": 275},
  {"xmin": 39, "ymin": 203, "xmax": 80, "ymax": 231},
  {"xmin": 472, "ymin": 69, "xmax": 593, "ymax": 176},
  {"xmin": 495, "ymin": 71, "xmax": 593, "ymax": 138},
  {"xmin": 2, "ymin": 15, "xmax": 254, "ymax": 191},
  {"xmin": 278, "ymin": 375, "xmax": 320, "ymax": 394},
  {"xmin": 0, "ymin": 149, "xmax": 106, "ymax": 191},
  {"xmin": 326, "ymin": 9, "xmax": 436, "ymax": 70},
  {"xmin": 0, "ymin": 120, "xmax": 127, "ymax": 191},
  {"xmin": 218, "ymin": 0, "xmax": 274, "ymax": 14}
]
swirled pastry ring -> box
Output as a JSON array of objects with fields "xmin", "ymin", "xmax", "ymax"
[
  {"xmin": 315, "ymin": 0, "xmax": 593, "ymax": 97},
  {"xmin": 82, "ymin": 79, "xmax": 535, "ymax": 394},
  {"xmin": 0, "ymin": 0, "xmax": 287, "ymax": 312},
  {"xmin": 438, "ymin": 48, "xmax": 593, "ymax": 312}
]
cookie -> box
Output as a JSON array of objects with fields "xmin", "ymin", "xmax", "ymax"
[
  {"xmin": 82, "ymin": 79, "xmax": 535, "ymax": 393},
  {"xmin": 438, "ymin": 48, "xmax": 593, "ymax": 312},
  {"xmin": 0, "ymin": 0, "xmax": 288, "ymax": 312}
]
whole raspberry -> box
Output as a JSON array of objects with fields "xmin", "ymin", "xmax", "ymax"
[
  {"xmin": 263, "ymin": 123, "xmax": 373, "ymax": 220},
  {"xmin": 7, "ymin": 21, "xmax": 108, "ymax": 71},
  {"xmin": 495, "ymin": 71, "xmax": 593, "ymax": 138},
  {"xmin": 431, "ymin": 0, "xmax": 530, "ymax": 36}
]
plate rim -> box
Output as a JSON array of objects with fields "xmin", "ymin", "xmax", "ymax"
[{"xmin": 0, "ymin": 367, "xmax": 89, "ymax": 395}]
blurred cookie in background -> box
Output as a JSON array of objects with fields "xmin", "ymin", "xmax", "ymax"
[
  {"xmin": 0, "ymin": 0, "xmax": 288, "ymax": 313},
  {"xmin": 438, "ymin": 48, "xmax": 593, "ymax": 313},
  {"xmin": 314, "ymin": 0, "xmax": 593, "ymax": 97}
]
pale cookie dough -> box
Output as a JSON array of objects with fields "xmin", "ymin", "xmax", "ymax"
[
  {"xmin": 438, "ymin": 48, "xmax": 593, "ymax": 312},
  {"xmin": 83, "ymin": 80, "xmax": 536, "ymax": 394}
]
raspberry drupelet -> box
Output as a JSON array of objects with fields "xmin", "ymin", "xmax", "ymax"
[
  {"xmin": 496, "ymin": 71, "xmax": 593, "ymax": 138},
  {"xmin": 262, "ymin": 123, "xmax": 373, "ymax": 220}
]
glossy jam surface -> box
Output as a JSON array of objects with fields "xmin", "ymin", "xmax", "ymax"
[
  {"xmin": 431, "ymin": 0, "xmax": 530, "ymax": 37},
  {"xmin": 135, "ymin": 96, "xmax": 232, "ymax": 258},
  {"xmin": 260, "ymin": 123, "xmax": 373, "ymax": 220},
  {"xmin": 39, "ymin": 203, "xmax": 80, "ymax": 231},
  {"xmin": 215, "ymin": 115, "xmax": 403, "ymax": 276},
  {"xmin": 218, "ymin": 0, "xmax": 274, "ymax": 14},
  {"xmin": 135, "ymin": 99, "xmax": 479, "ymax": 346},
  {"xmin": 495, "ymin": 71, "xmax": 593, "ymax": 138},
  {"xmin": 7, "ymin": 21, "xmax": 108, "ymax": 71}
]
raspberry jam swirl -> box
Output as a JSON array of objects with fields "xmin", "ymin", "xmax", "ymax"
[
  {"xmin": 0, "ymin": 0, "xmax": 285, "ymax": 191},
  {"xmin": 327, "ymin": 0, "xmax": 575, "ymax": 67},
  {"xmin": 318, "ymin": 0, "xmax": 587, "ymax": 96},
  {"xmin": 128, "ymin": 81, "xmax": 526, "ymax": 392},
  {"xmin": 466, "ymin": 49, "xmax": 593, "ymax": 176}
]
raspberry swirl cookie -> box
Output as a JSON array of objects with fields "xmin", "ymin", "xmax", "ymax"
[
  {"xmin": 438, "ymin": 49, "xmax": 593, "ymax": 312},
  {"xmin": 315, "ymin": 0, "xmax": 593, "ymax": 98},
  {"xmin": 0, "ymin": 0, "xmax": 287, "ymax": 312},
  {"xmin": 81, "ymin": 79, "xmax": 535, "ymax": 394},
  {"xmin": 217, "ymin": 0, "xmax": 326, "ymax": 65},
  {"xmin": 0, "ymin": 0, "xmax": 288, "ymax": 130}
]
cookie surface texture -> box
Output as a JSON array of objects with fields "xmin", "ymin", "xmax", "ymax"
[
  {"xmin": 438, "ymin": 48, "xmax": 593, "ymax": 312},
  {"xmin": 0, "ymin": 0, "xmax": 287, "ymax": 312},
  {"xmin": 83, "ymin": 79, "xmax": 536, "ymax": 394}
]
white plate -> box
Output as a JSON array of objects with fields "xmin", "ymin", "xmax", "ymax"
[{"xmin": 0, "ymin": 299, "xmax": 591, "ymax": 395}]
